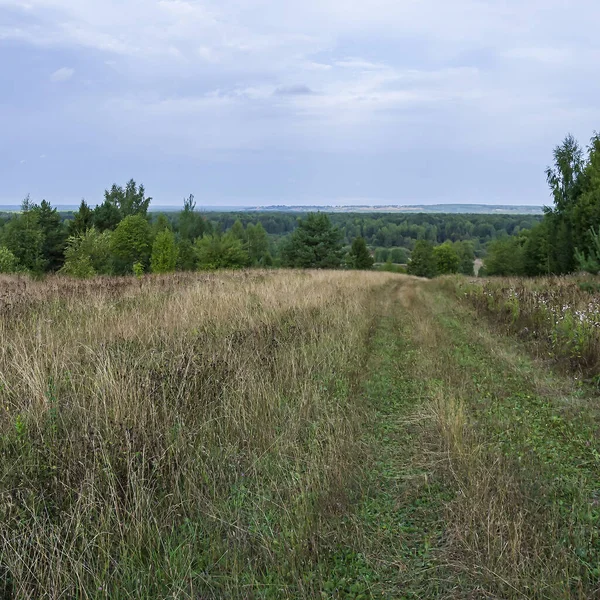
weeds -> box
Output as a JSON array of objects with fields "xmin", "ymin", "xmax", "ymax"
[{"xmin": 0, "ymin": 270, "xmax": 396, "ymax": 598}]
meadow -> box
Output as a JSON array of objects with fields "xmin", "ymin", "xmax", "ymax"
[
  {"xmin": 0, "ymin": 270, "xmax": 397, "ymax": 598},
  {"xmin": 2, "ymin": 270, "xmax": 600, "ymax": 599}
]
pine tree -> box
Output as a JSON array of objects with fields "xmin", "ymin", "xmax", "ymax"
[
  {"xmin": 347, "ymin": 237, "xmax": 374, "ymax": 269},
  {"xmin": 281, "ymin": 213, "xmax": 344, "ymax": 269}
]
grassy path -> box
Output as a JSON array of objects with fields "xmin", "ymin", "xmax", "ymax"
[{"xmin": 333, "ymin": 277, "xmax": 600, "ymax": 599}]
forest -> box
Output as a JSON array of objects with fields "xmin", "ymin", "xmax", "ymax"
[
  {"xmin": 483, "ymin": 132, "xmax": 600, "ymax": 276},
  {"xmin": 0, "ymin": 183, "xmax": 540, "ymax": 278}
]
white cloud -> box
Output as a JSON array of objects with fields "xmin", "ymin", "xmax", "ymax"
[{"xmin": 50, "ymin": 67, "xmax": 74, "ymax": 82}]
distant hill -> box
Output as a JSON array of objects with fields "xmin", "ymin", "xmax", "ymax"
[
  {"xmin": 0, "ymin": 203, "xmax": 544, "ymax": 215},
  {"xmin": 236, "ymin": 204, "xmax": 544, "ymax": 215}
]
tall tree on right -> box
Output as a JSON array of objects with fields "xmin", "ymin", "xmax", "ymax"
[{"xmin": 544, "ymin": 134, "xmax": 585, "ymax": 274}]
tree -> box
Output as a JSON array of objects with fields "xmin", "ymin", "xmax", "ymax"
[
  {"xmin": 281, "ymin": 213, "xmax": 344, "ymax": 269},
  {"xmin": 196, "ymin": 233, "xmax": 249, "ymax": 270},
  {"xmin": 93, "ymin": 199, "xmax": 122, "ymax": 231},
  {"xmin": 484, "ymin": 237, "xmax": 525, "ymax": 276},
  {"xmin": 454, "ymin": 241, "xmax": 475, "ymax": 276},
  {"xmin": 229, "ymin": 219, "xmax": 247, "ymax": 243},
  {"xmin": 246, "ymin": 222, "xmax": 270, "ymax": 265},
  {"xmin": 110, "ymin": 215, "xmax": 152, "ymax": 274},
  {"xmin": 69, "ymin": 199, "xmax": 94, "ymax": 236},
  {"xmin": 34, "ymin": 199, "xmax": 67, "ymax": 271},
  {"xmin": 347, "ymin": 237, "xmax": 374, "ymax": 269},
  {"xmin": 151, "ymin": 229, "xmax": 178, "ymax": 274},
  {"xmin": 543, "ymin": 134, "xmax": 585, "ymax": 273},
  {"xmin": 61, "ymin": 227, "xmax": 112, "ymax": 277},
  {"xmin": 389, "ymin": 247, "xmax": 409, "ymax": 264},
  {"xmin": 522, "ymin": 222, "xmax": 550, "ymax": 276},
  {"xmin": 2, "ymin": 197, "xmax": 45, "ymax": 273},
  {"xmin": 152, "ymin": 213, "xmax": 172, "ymax": 235},
  {"xmin": 178, "ymin": 194, "xmax": 206, "ymax": 241},
  {"xmin": 105, "ymin": 179, "xmax": 151, "ymax": 218},
  {"xmin": 407, "ymin": 240, "xmax": 437, "ymax": 278},
  {"xmin": 433, "ymin": 242, "xmax": 459, "ymax": 275},
  {"xmin": 0, "ymin": 247, "xmax": 20, "ymax": 273},
  {"xmin": 176, "ymin": 238, "xmax": 197, "ymax": 271},
  {"xmin": 575, "ymin": 226, "xmax": 600, "ymax": 274}
]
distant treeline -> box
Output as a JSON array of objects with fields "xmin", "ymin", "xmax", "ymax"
[{"xmin": 0, "ymin": 180, "xmax": 541, "ymax": 277}]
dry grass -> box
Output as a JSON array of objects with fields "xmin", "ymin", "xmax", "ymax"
[{"xmin": 0, "ymin": 269, "xmax": 396, "ymax": 599}]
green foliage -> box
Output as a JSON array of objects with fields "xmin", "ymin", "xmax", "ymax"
[
  {"xmin": 575, "ymin": 226, "xmax": 600, "ymax": 274},
  {"xmin": 229, "ymin": 219, "xmax": 247, "ymax": 243},
  {"xmin": 105, "ymin": 179, "xmax": 152, "ymax": 218},
  {"xmin": 93, "ymin": 199, "xmax": 122, "ymax": 231},
  {"xmin": 110, "ymin": 215, "xmax": 152, "ymax": 274},
  {"xmin": 454, "ymin": 241, "xmax": 475, "ymax": 276},
  {"xmin": 133, "ymin": 261, "xmax": 144, "ymax": 278},
  {"xmin": 1, "ymin": 197, "xmax": 46, "ymax": 273},
  {"xmin": 176, "ymin": 238, "xmax": 197, "ymax": 271},
  {"xmin": 347, "ymin": 237, "xmax": 374, "ymax": 269},
  {"xmin": 34, "ymin": 199, "xmax": 67, "ymax": 271},
  {"xmin": 151, "ymin": 229, "xmax": 178, "ymax": 274},
  {"xmin": 61, "ymin": 227, "xmax": 112, "ymax": 278},
  {"xmin": 407, "ymin": 240, "xmax": 437, "ymax": 278},
  {"xmin": 484, "ymin": 237, "xmax": 525, "ymax": 276},
  {"xmin": 68, "ymin": 199, "xmax": 94, "ymax": 236},
  {"xmin": 246, "ymin": 222, "xmax": 269, "ymax": 265},
  {"xmin": 281, "ymin": 213, "xmax": 344, "ymax": 269},
  {"xmin": 152, "ymin": 213, "xmax": 172, "ymax": 237},
  {"xmin": 433, "ymin": 242, "xmax": 459, "ymax": 275},
  {"xmin": 178, "ymin": 194, "xmax": 206, "ymax": 241},
  {"xmin": 195, "ymin": 233, "xmax": 249, "ymax": 270},
  {"xmin": 0, "ymin": 246, "xmax": 20, "ymax": 273}
]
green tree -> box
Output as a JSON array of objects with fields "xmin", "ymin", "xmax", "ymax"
[
  {"xmin": 34, "ymin": 199, "xmax": 67, "ymax": 271},
  {"xmin": 389, "ymin": 247, "xmax": 409, "ymax": 264},
  {"xmin": 151, "ymin": 229, "xmax": 178, "ymax": 274},
  {"xmin": 347, "ymin": 237, "xmax": 374, "ymax": 269},
  {"xmin": 110, "ymin": 215, "xmax": 152, "ymax": 274},
  {"xmin": 544, "ymin": 134, "xmax": 585, "ymax": 273},
  {"xmin": 246, "ymin": 222, "xmax": 270, "ymax": 265},
  {"xmin": 93, "ymin": 199, "xmax": 122, "ymax": 231},
  {"xmin": 433, "ymin": 242, "xmax": 459, "ymax": 274},
  {"xmin": 522, "ymin": 222, "xmax": 550, "ymax": 276},
  {"xmin": 196, "ymin": 233, "xmax": 249, "ymax": 270},
  {"xmin": 105, "ymin": 179, "xmax": 152, "ymax": 218},
  {"xmin": 0, "ymin": 247, "xmax": 20, "ymax": 273},
  {"xmin": 69, "ymin": 199, "xmax": 94, "ymax": 236},
  {"xmin": 281, "ymin": 213, "xmax": 344, "ymax": 269},
  {"xmin": 176, "ymin": 238, "xmax": 197, "ymax": 271},
  {"xmin": 229, "ymin": 219, "xmax": 247, "ymax": 243},
  {"xmin": 61, "ymin": 227, "xmax": 112, "ymax": 278},
  {"xmin": 454, "ymin": 241, "xmax": 475, "ymax": 276},
  {"xmin": 2, "ymin": 197, "xmax": 45, "ymax": 273},
  {"xmin": 178, "ymin": 195, "xmax": 206, "ymax": 241},
  {"xmin": 152, "ymin": 213, "xmax": 172, "ymax": 237},
  {"xmin": 407, "ymin": 240, "xmax": 437, "ymax": 278},
  {"xmin": 484, "ymin": 237, "xmax": 525, "ymax": 276}
]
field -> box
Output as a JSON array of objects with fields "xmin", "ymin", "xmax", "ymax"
[{"xmin": 1, "ymin": 270, "xmax": 600, "ymax": 598}]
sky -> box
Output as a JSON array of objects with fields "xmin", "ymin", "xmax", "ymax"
[{"xmin": 1, "ymin": 0, "xmax": 600, "ymax": 208}]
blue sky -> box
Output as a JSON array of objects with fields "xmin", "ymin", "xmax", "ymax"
[{"xmin": 1, "ymin": 0, "xmax": 599, "ymax": 208}]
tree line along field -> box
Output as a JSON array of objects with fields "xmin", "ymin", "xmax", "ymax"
[
  {"xmin": 0, "ymin": 184, "xmax": 540, "ymax": 278},
  {"xmin": 2, "ymin": 268, "xmax": 600, "ymax": 598}
]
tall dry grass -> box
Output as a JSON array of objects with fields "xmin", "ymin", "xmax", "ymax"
[{"xmin": 0, "ymin": 270, "xmax": 395, "ymax": 599}]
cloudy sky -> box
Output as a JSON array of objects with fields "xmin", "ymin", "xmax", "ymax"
[{"xmin": 1, "ymin": 0, "xmax": 599, "ymax": 207}]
